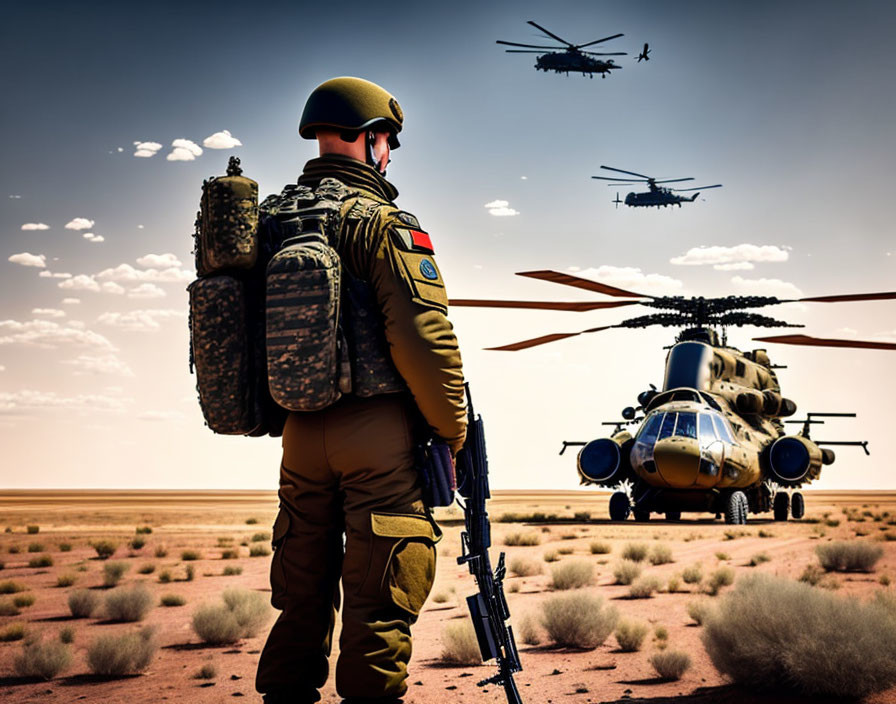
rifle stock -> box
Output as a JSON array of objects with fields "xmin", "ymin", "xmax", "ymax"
[{"xmin": 455, "ymin": 383, "xmax": 523, "ymax": 704}]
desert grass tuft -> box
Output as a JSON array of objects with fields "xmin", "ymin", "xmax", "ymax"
[
  {"xmin": 0, "ymin": 599, "xmax": 20, "ymax": 616},
  {"xmin": 628, "ymin": 575, "xmax": 662, "ymax": 599},
  {"xmin": 621, "ymin": 542, "xmax": 649, "ymax": 562},
  {"xmin": 439, "ymin": 619, "xmax": 481, "ymax": 664},
  {"xmin": 702, "ymin": 573, "xmax": 896, "ymax": 698},
  {"xmin": 137, "ymin": 563, "xmax": 155, "ymax": 575},
  {"xmin": 0, "ymin": 580, "xmax": 26, "ymax": 594},
  {"xmin": 249, "ymin": 544, "xmax": 270, "ymax": 557},
  {"xmin": 550, "ymin": 560, "xmax": 593, "ymax": 590},
  {"xmin": 13, "ymin": 637, "xmax": 72, "ymax": 680},
  {"xmin": 504, "ymin": 531, "xmax": 541, "ymax": 547},
  {"xmin": 704, "ymin": 567, "xmax": 735, "ymax": 596},
  {"xmin": 86, "ymin": 626, "xmax": 157, "ymax": 676},
  {"xmin": 191, "ymin": 588, "xmax": 271, "ymax": 645},
  {"xmin": 589, "ymin": 541, "xmax": 611, "ymax": 555},
  {"xmin": 540, "ymin": 592, "xmax": 618, "ymax": 648},
  {"xmin": 518, "ymin": 613, "xmax": 541, "ymax": 646},
  {"xmin": 68, "ymin": 589, "xmax": 100, "ymax": 618},
  {"xmin": 195, "ymin": 663, "xmax": 217, "ymax": 679},
  {"xmin": 128, "ymin": 537, "xmax": 145, "ymax": 551},
  {"xmin": 687, "ymin": 597, "xmax": 715, "ymax": 625},
  {"xmin": 613, "ymin": 559, "xmax": 642, "ymax": 585},
  {"xmin": 816, "ymin": 541, "xmax": 883, "ymax": 572},
  {"xmin": 543, "ymin": 550, "xmax": 559, "ymax": 563},
  {"xmin": 13, "ymin": 593, "xmax": 35, "ymax": 608},
  {"xmin": 102, "ymin": 561, "xmax": 129, "ymax": 587},
  {"xmin": 26, "ymin": 525, "xmax": 40, "ymax": 534},
  {"xmin": 59, "ymin": 626, "xmax": 75, "ymax": 644},
  {"xmin": 748, "ymin": 552, "xmax": 771, "ymax": 567},
  {"xmin": 28, "ymin": 554, "xmax": 53, "ymax": 568},
  {"xmin": 648, "ymin": 544, "xmax": 674, "ymax": 565},
  {"xmin": 160, "ymin": 594, "xmax": 186, "ymax": 607},
  {"xmin": 649, "ymin": 650, "xmax": 692, "ymax": 680},
  {"xmin": 104, "ymin": 585, "xmax": 154, "ymax": 622},
  {"xmin": 56, "ymin": 574, "xmax": 77, "ymax": 588},
  {"xmin": 508, "ymin": 556, "xmax": 542, "ymax": 577},
  {"xmin": 27, "ymin": 542, "xmax": 45, "ymax": 553},
  {"xmin": 91, "ymin": 540, "xmax": 117, "ymax": 559},
  {"xmin": 614, "ymin": 619, "xmax": 648, "ymax": 652},
  {"xmin": 222, "ymin": 566, "xmax": 243, "ymax": 576},
  {"xmin": 180, "ymin": 549, "xmax": 201, "ymax": 561},
  {"xmin": 135, "ymin": 526, "xmax": 153, "ymax": 535},
  {"xmin": 1, "ymin": 622, "xmax": 26, "ymax": 642},
  {"xmin": 251, "ymin": 532, "xmax": 271, "ymax": 542}
]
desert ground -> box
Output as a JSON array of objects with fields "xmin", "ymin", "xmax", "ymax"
[{"xmin": 1, "ymin": 489, "xmax": 895, "ymax": 704}]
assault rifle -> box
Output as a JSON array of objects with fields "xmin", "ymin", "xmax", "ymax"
[{"xmin": 455, "ymin": 383, "xmax": 523, "ymax": 704}]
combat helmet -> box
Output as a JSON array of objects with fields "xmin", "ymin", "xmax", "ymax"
[{"xmin": 299, "ymin": 77, "xmax": 403, "ymax": 148}]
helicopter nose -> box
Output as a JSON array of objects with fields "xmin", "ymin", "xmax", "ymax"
[{"xmin": 652, "ymin": 437, "xmax": 700, "ymax": 488}]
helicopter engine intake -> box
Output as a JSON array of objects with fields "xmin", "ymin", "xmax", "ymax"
[
  {"xmin": 577, "ymin": 437, "xmax": 634, "ymax": 487},
  {"xmin": 767, "ymin": 435, "xmax": 823, "ymax": 486}
]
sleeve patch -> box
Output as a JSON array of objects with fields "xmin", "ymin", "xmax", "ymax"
[
  {"xmin": 397, "ymin": 210, "xmax": 420, "ymax": 228},
  {"xmin": 391, "ymin": 227, "xmax": 435, "ymax": 254}
]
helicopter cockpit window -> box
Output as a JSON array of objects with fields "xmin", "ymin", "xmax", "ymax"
[
  {"xmin": 674, "ymin": 411, "xmax": 697, "ymax": 439},
  {"xmin": 658, "ymin": 412, "xmax": 677, "ymax": 441},
  {"xmin": 698, "ymin": 413, "xmax": 717, "ymax": 443},
  {"xmin": 711, "ymin": 414, "xmax": 735, "ymax": 443},
  {"xmin": 636, "ymin": 412, "xmax": 663, "ymax": 446}
]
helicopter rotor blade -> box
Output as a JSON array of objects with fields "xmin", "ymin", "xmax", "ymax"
[
  {"xmin": 672, "ymin": 184, "xmax": 723, "ymax": 192},
  {"xmin": 449, "ymin": 298, "xmax": 642, "ymax": 312},
  {"xmin": 581, "ymin": 50, "xmax": 628, "ymax": 56},
  {"xmin": 600, "ymin": 165, "xmax": 653, "ymax": 180},
  {"xmin": 496, "ymin": 40, "xmax": 564, "ymax": 49},
  {"xmin": 591, "ymin": 176, "xmax": 646, "ymax": 182},
  {"xmin": 526, "ymin": 20, "xmax": 575, "ymax": 47},
  {"xmin": 517, "ymin": 270, "xmax": 653, "ymax": 299},
  {"xmin": 754, "ymin": 334, "xmax": 896, "ymax": 351},
  {"xmin": 793, "ymin": 291, "xmax": 896, "ymax": 304},
  {"xmin": 653, "ymin": 177, "xmax": 695, "ymax": 184},
  {"xmin": 487, "ymin": 326, "xmax": 614, "ymax": 352},
  {"xmin": 576, "ymin": 33, "xmax": 625, "ymax": 49},
  {"xmin": 504, "ymin": 50, "xmax": 551, "ymax": 53}
]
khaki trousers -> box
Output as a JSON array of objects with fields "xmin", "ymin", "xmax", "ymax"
[{"xmin": 256, "ymin": 393, "xmax": 440, "ymax": 701}]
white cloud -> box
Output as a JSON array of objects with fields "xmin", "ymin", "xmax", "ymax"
[
  {"xmin": 21, "ymin": 223, "xmax": 49, "ymax": 231},
  {"xmin": 133, "ymin": 141, "xmax": 163, "ymax": 158},
  {"xmin": 97, "ymin": 262, "xmax": 192, "ymax": 283},
  {"xmin": 670, "ymin": 244, "xmax": 789, "ymax": 267},
  {"xmin": 0, "ymin": 389, "xmax": 129, "ymax": 414},
  {"xmin": 82, "ymin": 233, "xmax": 105, "ymax": 243},
  {"xmin": 8, "ymin": 252, "xmax": 46, "ymax": 268},
  {"xmin": 128, "ymin": 283, "xmax": 166, "ymax": 299},
  {"xmin": 730, "ymin": 276, "xmax": 804, "ymax": 299},
  {"xmin": 138, "ymin": 410, "xmax": 186, "ymax": 421},
  {"xmin": 484, "ymin": 199, "xmax": 520, "ymax": 217},
  {"xmin": 0, "ymin": 319, "xmax": 116, "ymax": 351},
  {"xmin": 572, "ymin": 265, "xmax": 684, "ymax": 295},
  {"xmin": 117, "ymin": 147, "xmax": 124, "ymax": 153},
  {"xmin": 32, "ymin": 308, "xmax": 66, "ymax": 318},
  {"xmin": 167, "ymin": 139, "xmax": 203, "ymax": 161},
  {"xmin": 65, "ymin": 217, "xmax": 95, "ymax": 231},
  {"xmin": 67, "ymin": 320, "xmax": 86, "ymax": 329},
  {"xmin": 62, "ymin": 353, "xmax": 134, "ymax": 377},
  {"xmin": 9, "ymin": 195, "xmax": 22, "ymax": 199},
  {"xmin": 62, "ymin": 298, "xmax": 80, "ymax": 305},
  {"xmin": 521, "ymin": 176, "xmax": 528, "ymax": 180},
  {"xmin": 58, "ymin": 275, "xmax": 100, "ymax": 292},
  {"xmin": 39, "ymin": 270, "xmax": 72, "ymax": 279},
  {"xmin": 97, "ymin": 309, "xmax": 185, "ymax": 332},
  {"xmin": 102, "ymin": 282, "xmax": 125, "ymax": 295},
  {"xmin": 713, "ymin": 262, "xmax": 755, "ymax": 271},
  {"xmin": 202, "ymin": 130, "xmax": 242, "ymax": 149},
  {"xmin": 136, "ymin": 253, "xmax": 182, "ymax": 269}
]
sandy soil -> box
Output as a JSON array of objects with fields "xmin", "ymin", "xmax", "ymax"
[{"xmin": 1, "ymin": 490, "xmax": 895, "ymax": 704}]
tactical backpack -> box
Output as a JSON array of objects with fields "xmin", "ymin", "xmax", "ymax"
[{"xmin": 188, "ymin": 157, "xmax": 404, "ymax": 436}]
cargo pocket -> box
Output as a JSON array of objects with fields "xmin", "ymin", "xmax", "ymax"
[
  {"xmin": 269, "ymin": 508, "xmax": 291, "ymax": 609},
  {"xmin": 360, "ymin": 512, "xmax": 442, "ymax": 616}
]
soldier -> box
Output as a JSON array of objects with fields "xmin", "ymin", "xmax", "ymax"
[{"xmin": 256, "ymin": 76, "xmax": 467, "ymax": 704}]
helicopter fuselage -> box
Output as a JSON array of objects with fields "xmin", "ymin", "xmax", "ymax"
[
  {"xmin": 624, "ymin": 188, "xmax": 699, "ymax": 208},
  {"xmin": 535, "ymin": 50, "xmax": 620, "ymax": 77}
]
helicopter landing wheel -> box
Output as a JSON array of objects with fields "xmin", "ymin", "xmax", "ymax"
[
  {"xmin": 609, "ymin": 492, "xmax": 630, "ymax": 521},
  {"xmin": 633, "ymin": 509, "xmax": 651, "ymax": 522},
  {"xmin": 665, "ymin": 510, "xmax": 681, "ymax": 522},
  {"xmin": 724, "ymin": 491, "xmax": 749, "ymax": 525},
  {"xmin": 791, "ymin": 492, "xmax": 805, "ymax": 520},
  {"xmin": 773, "ymin": 492, "xmax": 790, "ymax": 522}
]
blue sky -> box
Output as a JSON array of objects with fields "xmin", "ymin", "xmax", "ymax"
[{"xmin": 1, "ymin": 0, "xmax": 894, "ymax": 489}]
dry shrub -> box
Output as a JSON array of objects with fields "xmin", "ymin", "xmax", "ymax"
[
  {"xmin": 541, "ymin": 592, "xmax": 618, "ymax": 648},
  {"xmin": 56, "ymin": 574, "xmax": 77, "ymax": 588},
  {"xmin": 251, "ymin": 532, "xmax": 271, "ymax": 542},
  {"xmin": 192, "ymin": 588, "xmax": 270, "ymax": 644},
  {"xmin": 557, "ymin": 546, "xmax": 574, "ymax": 555},
  {"xmin": 508, "ymin": 556, "xmax": 541, "ymax": 577},
  {"xmin": 0, "ymin": 600, "xmax": 20, "ymax": 616},
  {"xmin": 28, "ymin": 555, "xmax": 53, "ymax": 568},
  {"xmin": 702, "ymin": 573, "xmax": 896, "ymax": 698},
  {"xmin": 687, "ymin": 597, "xmax": 715, "ymax": 625},
  {"xmin": 518, "ymin": 613, "xmax": 541, "ymax": 646},
  {"xmin": 249, "ymin": 544, "xmax": 270, "ymax": 557},
  {"xmin": 0, "ymin": 580, "xmax": 26, "ymax": 594},
  {"xmin": 613, "ymin": 559, "xmax": 642, "ymax": 585},
  {"xmin": 128, "ymin": 537, "xmax": 145, "ymax": 550},
  {"xmin": 59, "ymin": 627, "xmax": 75, "ymax": 644},
  {"xmin": 622, "ymin": 543, "xmax": 649, "ymax": 562},
  {"xmin": 504, "ymin": 532, "xmax": 541, "ymax": 547},
  {"xmin": 102, "ymin": 561, "xmax": 129, "ymax": 587},
  {"xmin": 748, "ymin": 552, "xmax": 771, "ymax": 567},
  {"xmin": 543, "ymin": 550, "xmax": 559, "ymax": 563},
  {"xmin": 27, "ymin": 525, "xmax": 40, "ymax": 534},
  {"xmin": 58, "ymin": 542, "xmax": 72, "ymax": 552},
  {"xmin": 614, "ymin": 619, "xmax": 648, "ymax": 652},
  {"xmin": 196, "ymin": 663, "xmax": 217, "ymax": 679},
  {"xmin": 68, "ymin": 589, "xmax": 100, "ymax": 618},
  {"xmin": 154, "ymin": 545, "xmax": 168, "ymax": 558},
  {"xmin": 13, "ymin": 637, "xmax": 72, "ymax": 679},
  {"xmin": 91, "ymin": 540, "xmax": 117, "ymax": 559},
  {"xmin": 550, "ymin": 560, "xmax": 593, "ymax": 590},
  {"xmin": 628, "ymin": 575, "xmax": 661, "ymax": 599},
  {"xmin": 666, "ymin": 575, "xmax": 681, "ymax": 593},
  {"xmin": 704, "ymin": 567, "xmax": 735, "ymax": 596},
  {"xmin": 86, "ymin": 626, "xmax": 157, "ymax": 676},
  {"xmin": 816, "ymin": 541, "xmax": 883, "ymax": 572},
  {"xmin": 799, "ymin": 564, "xmax": 840, "ymax": 590},
  {"xmin": 13, "ymin": 593, "xmax": 35, "ymax": 608},
  {"xmin": 104, "ymin": 585, "xmax": 153, "ymax": 622},
  {"xmin": 160, "ymin": 594, "xmax": 186, "ymax": 607},
  {"xmin": 589, "ymin": 541, "xmax": 611, "ymax": 555},
  {"xmin": 1, "ymin": 622, "xmax": 26, "ymax": 642},
  {"xmin": 135, "ymin": 526, "xmax": 153, "ymax": 534},
  {"xmin": 221, "ymin": 549, "xmax": 239, "ymax": 560},
  {"xmin": 648, "ymin": 544, "xmax": 674, "ymax": 565},
  {"xmin": 439, "ymin": 619, "xmax": 481, "ymax": 664},
  {"xmin": 649, "ymin": 649, "xmax": 691, "ymax": 680},
  {"xmin": 223, "ymin": 566, "xmax": 243, "ymax": 576},
  {"xmin": 27, "ymin": 542, "xmax": 44, "ymax": 553},
  {"xmin": 137, "ymin": 563, "xmax": 155, "ymax": 575},
  {"xmin": 180, "ymin": 549, "xmax": 201, "ymax": 561}
]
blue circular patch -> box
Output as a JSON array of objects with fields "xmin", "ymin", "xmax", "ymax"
[{"xmin": 419, "ymin": 258, "xmax": 438, "ymax": 281}]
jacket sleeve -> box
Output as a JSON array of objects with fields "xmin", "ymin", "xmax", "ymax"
[{"xmin": 362, "ymin": 212, "xmax": 467, "ymax": 454}]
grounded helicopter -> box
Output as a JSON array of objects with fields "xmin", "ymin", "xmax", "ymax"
[
  {"xmin": 451, "ymin": 270, "xmax": 896, "ymax": 524},
  {"xmin": 594, "ymin": 165, "xmax": 722, "ymax": 208},
  {"xmin": 497, "ymin": 20, "xmax": 626, "ymax": 78}
]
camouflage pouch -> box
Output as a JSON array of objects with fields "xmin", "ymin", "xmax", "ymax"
[
  {"xmin": 266, "ymin": 231, "xmax": 351, "ymax": 411},
  {"xmin": 195, "ymin": 157, "xmax": 258, "ymax": 276}
]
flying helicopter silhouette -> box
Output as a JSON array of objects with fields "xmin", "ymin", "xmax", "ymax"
[
  {"xmin": 636, "ymin": 43, "xmax": 651, "ymax": 62},
  {"xmin": 594, "ymin": 165, "xmax": 723, "ymax": 208},
  {"xmin": 497, "ymin": 20, "xmax": 627, "ymax": 78},
  {"xmin": 451, "ymin": 271, "xmax": 896, "ymax": 523}
]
